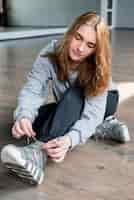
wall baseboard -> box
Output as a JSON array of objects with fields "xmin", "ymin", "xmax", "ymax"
[{"xmin": 0, "ymin": 27, "xmax": 67, "ymax": 41}]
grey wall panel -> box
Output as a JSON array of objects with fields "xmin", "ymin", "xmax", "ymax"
[
  {"xmin": 116, "ymin": 0, "xmax": 134, "ymax": 28},
  {"xmin": 7, "ymin": 0, "xmax": 100, "ymax": 27}
]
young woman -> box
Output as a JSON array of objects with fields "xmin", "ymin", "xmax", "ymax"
[{"xmin": 1, "ymin": 11, "xmax": 130, "ymax": 185}]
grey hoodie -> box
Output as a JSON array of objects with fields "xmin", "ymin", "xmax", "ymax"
[{"xmin": 14, "ymin": 40, "xmax": 108, "ymax": 149}]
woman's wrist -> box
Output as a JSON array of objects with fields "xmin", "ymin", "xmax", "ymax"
[{"xmin": 65, "ymin": 135, "xmax": 72, "ymax": 149}]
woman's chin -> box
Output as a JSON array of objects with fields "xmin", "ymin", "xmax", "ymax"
[{"xmin": 70, "ymin": 55, "xmax": 81, "ymax": 63}]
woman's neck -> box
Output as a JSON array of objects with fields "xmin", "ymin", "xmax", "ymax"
[{"xmin": 69, "ymin": 59, "xmax": 81, "ymax": 71}]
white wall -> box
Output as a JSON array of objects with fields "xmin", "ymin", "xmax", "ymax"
[
  {"xmin": 7, "ymin": 0, "xmax": 100, "ymax": 27},
  {"xmin": 116, "ymin": 0, "xmax": 134, "ymax": 28}
]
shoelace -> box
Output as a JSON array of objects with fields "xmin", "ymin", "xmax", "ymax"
[
  {"xmin": 94, "ymin": 129, "xmax": 107, "ymax": 141},
  {"xmin": 26, "ymin": 136, "xmax": 43, "ymax": 151},
  {"xmin": 26, "ymin": 136, "xmax": 37, "ymax": 145}
]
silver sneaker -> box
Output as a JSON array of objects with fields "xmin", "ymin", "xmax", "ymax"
[
  {"xmin": 1, "ymin": 140, "xmax": 47, "ymax": 185},
  {"xmin": 93, "ymin": 115, "xmax": 130, "ymax": 143}
]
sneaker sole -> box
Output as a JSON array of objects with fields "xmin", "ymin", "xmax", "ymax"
[
  {"xmin": 5, "ymin": 162, "xmax": 44, "ymax": 185},
  {"xmin": 1, "ymin": 145, "xmax": 44, "ymax": 185},
  {"xmin": 115, "ymin": 124, "xmax": 130, "ymax": 143}
]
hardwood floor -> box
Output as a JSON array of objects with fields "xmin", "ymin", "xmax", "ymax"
[{"xmin": 0, "ymin": 30, "xmax": 134, "ymax": 200}]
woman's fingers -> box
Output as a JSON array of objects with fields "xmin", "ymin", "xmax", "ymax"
[
  {"xmin": 22, "ymin": 118, "xmax": 36, "ymax": 136},
  {"xmin": 43, "ymin": 136, "xmax": 71, "ymax": 150},
  {"xmin": 48, "ymin": 150, "xmax": 66, "ymax": 159},
  {"xmin": 48, "ymin": 148, "xmax": 65, "ymax": 159},
  {"xmin": 51, "ymin": 154, "xmax": 66, "ymax": 163},
  {"xmin": 46, "ymin": 146, "xmax": 67, "ymax": 156},
  {"xmin": 12, "ymin": 118, "xmax": 36, "ymax": 139},
  {"xmin": 12, "ymin": 121, "xmax": 25, "ymax": 138},
  {"xmin": 12, "ymin": 126, "xmax": 20, "ymax": 138},
  {"xmin": 42, "ymin": 138, "xmax": 60, "ymax": 149},
  {"xmin": 27, "ymin": 124, "xmax": 36, "ymax": 137},
  {"xmin": 43, "ymin": 142, "xmax": 68, "ymax": 160},
  {"xmin": 42, "ymin": 136, "xmax": 71, "ymax": 162},
  {"xmin": 52, "ymin": 157, "xmax": 65, "ymax": 163},
  {"xmin": 19, "ymin": 119, "xmax": 35, "ymax": 137}
]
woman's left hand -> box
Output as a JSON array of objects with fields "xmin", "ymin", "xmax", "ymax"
[{"xmin": 42, "ymin": 135, "xmax": 71, "ymax": 163}]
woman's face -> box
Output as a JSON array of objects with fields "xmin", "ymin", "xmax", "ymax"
[{"xmin": 69, "ymin": 24, "xmax": 96, "ymax": 63}]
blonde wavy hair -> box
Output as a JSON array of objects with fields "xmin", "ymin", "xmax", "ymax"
[{"xmin": 44, "ymin": 11, "xmax": 111, "ymax": 97}]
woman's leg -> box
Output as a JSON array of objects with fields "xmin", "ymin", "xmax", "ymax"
[
  {"xmin": 104, "ymin": 90, "xmax": 119, "ymax": 119},
  {"xmin": 33, "ymin": 103, "xmax": 57, "ymax": 137},
  {"xmin": 33, "ymin": 86, "xmax": 84, "ymax": 143},
  {"xmin": 33, "ymin": 89, "xmax": 119, "ymax": 142},
  {"xmin": 94, "ymin": 89, "xmax": 130, "ymax": 143}
]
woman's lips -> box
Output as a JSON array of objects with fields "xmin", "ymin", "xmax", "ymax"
[{"xmin": 72, "ymin": 50, "xmax": 82, "ymax": 57}]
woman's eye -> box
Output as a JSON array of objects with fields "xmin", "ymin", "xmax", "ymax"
[
  {"xmin": 87, "ymin": 44, "xmax": 93, "ymax": 48},
  {"xmin": 87, "ymin": 43, "xmax": 96, "ymax": 49},
  {"xmin": 75, "ymin": 34, "xmax": 81, "ymax": 40}
]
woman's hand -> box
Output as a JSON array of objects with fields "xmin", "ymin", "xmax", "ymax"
[
  {"xmin": 12, "ymin": 118, "xmax": 36, "ymax": 139},
  {"xmin": 42, "ymin": 135, "xmax": 72, "ymax": 163}
]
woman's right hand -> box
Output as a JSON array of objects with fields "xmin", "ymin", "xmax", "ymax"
[{"xmin": 12, "ymin": 118, "xmax": 36, "ymax": 139}]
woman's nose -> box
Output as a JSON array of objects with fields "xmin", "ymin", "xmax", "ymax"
[{"xmin": 78, "ymin": 43, "xmax": 85, "ymax": 52}]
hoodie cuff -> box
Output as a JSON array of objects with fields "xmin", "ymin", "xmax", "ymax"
[
  {"xmin": 67, "ymin": 130, "xmax": 81, "ymax": 149},
  {"xmin": 13, "ymin": 110, "xmax": 36, "ymax": 123}
]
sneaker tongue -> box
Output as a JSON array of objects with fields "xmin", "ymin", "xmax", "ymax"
[
  {"xmin": 29, "ymin": 141, "xmax": 43, "ymax": 149},
  {"xmin": 21, "ymin": 141, "xmax": 46, "ymax": 169}
]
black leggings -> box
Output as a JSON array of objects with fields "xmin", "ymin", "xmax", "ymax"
[{"xmin": 33, "ymin": 87, "xmax": 119, "ymax": 143}]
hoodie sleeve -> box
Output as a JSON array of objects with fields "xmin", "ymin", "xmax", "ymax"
[
  {"xmin": 67, "ymin": 89, "xmax": 108, "ymax": 149},
  {"xmin": 14, "ymin": 40, "xmax": 56, "ymax": 123}
]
